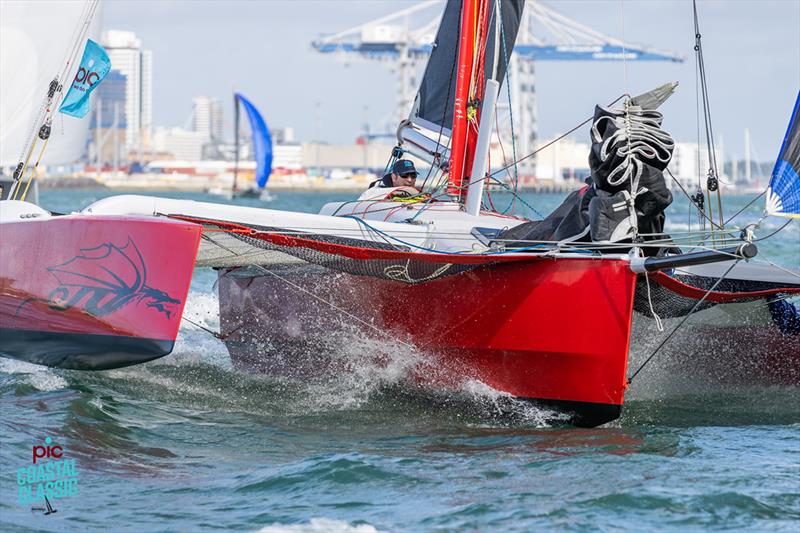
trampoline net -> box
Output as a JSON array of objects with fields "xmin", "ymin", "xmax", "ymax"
[{"xmin": 169, "ymin": 215, "xmax": 526, "ymax": 284}]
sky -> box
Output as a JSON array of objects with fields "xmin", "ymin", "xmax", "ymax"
[{"xmin": 101, "ymin": 0, "xmax": 800, "ymax": 161}]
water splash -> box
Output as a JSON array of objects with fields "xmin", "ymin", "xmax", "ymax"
[{"xmin": 0, "ymin": 358, "xmax": 68, "ymax": 391}]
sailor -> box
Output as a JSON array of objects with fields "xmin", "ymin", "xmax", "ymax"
[{"xmin": 370, "ymin": 159, "xmax": 418, "ymax": 188}]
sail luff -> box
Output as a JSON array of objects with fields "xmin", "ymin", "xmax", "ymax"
[
  {"xmin": 447, "ymin": 0, "xmax": 477, "ymax": 197},
  {"xmin": 765, "ymin": 91, "xmax": 800, "ymax": 218}
]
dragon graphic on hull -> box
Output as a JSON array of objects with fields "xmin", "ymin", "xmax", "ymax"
[{"xmin": 17, "ymin": 238, "xmax": 181, "ymax": 319}]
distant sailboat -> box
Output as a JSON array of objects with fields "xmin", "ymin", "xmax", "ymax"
[
  {"xmin": 44, "ymin": 495, "xmax": 57, "ymax": 515},
  {"xmin": 232, "ymin": 92, "xmax": 274, "ymax": 201}
]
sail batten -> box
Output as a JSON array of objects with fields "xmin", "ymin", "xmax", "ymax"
[{"xmin": 766, "ymin": 91, "xmax": 800, "ymax": 218}]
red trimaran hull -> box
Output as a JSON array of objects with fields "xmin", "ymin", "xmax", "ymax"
[
  {"xmin": 220, "ymin": 258, "xmax": 638, "ymax": 426},
  {"xmin": 0, "ymin": 215, "xmax": 201, "ymax": 369}
]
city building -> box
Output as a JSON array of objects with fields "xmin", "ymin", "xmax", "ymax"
[
  {"xmin": 152, "ymin": 127, "xmax": 207, "ymax": 161},
  {"xmin": 272, "ymin": 127, "xmax": 295, "ymax": 145},
  {"xmin": 273, "ymin": 144, "xmax": 303, "ymax": 170},
  {"xmin": 528, "ymin": 137, "xmax": 591, "ymax": 184},
  {"xmin": 301, "ymin": 140, "xmax": 396, "ymax": 170},
  {"xmin": 101, "ymin": 30, "xmax": 153, "ymax": 155},
  {"xmin": 668, "ymin": 142, "xmax": 726, "ymax": 191},
  {"xmin": 192, "ymin": 96, "xmax": 224, "ymax": 141},
  {"xmin": 90, "ymin": 70, "xmax": 127, "ymax": 167}
]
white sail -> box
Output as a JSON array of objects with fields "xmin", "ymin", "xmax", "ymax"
[{"xmin": 0, "ymin": 0, "xmax": 101, "ymax": 167}]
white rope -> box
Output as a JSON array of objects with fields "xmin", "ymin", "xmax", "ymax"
[
  {"xmin": 592, "ymin": 107, "xmax": 675, "ymax": 188},
  {"xmin": 644, "ymin": 272, "xmax": 664, "ymax": 332}
]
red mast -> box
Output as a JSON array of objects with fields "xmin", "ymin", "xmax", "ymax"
[
  {"xmin": 447, "ymin": 0, "xmax": 490, "ymax": 201},
  {"xmin": 447, "ymin": 0, "xmax": 476, "ymax": 199}
]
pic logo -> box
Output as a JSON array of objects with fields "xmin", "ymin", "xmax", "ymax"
[
  {"xmin": 74, "ymin": 66, "xmax": 100, "ymax": 87},
  {"xmin": 33, "ymin": 437, "xmax": 63, "ymax": 464},
  {"xmin": 17, "ymin": 436, "xmax": 79, "ymax": 511}
]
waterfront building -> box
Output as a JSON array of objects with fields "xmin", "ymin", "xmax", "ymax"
[
  {"xmin": 152, "ymin": 127, "xmax": 207, "ymax": 162},
  {"xmin": 529, "ymin": 137, "xmax": 591, "ymax": 184},
  {"xmin": 101, "ymin": 30, "xmax": 153, "ymax": 154},
  {"xmin": 668, "ymin": 142, "xmax": 725, "ymax": 191},
  {"xmin": 273, "ymin": 144, "xmax": 303, "ymax": 170},
  {"xmin": 90, "ymin": 70, "xmax": 127, "ymax": 166},
  {"xmin": 192, "ymin": 96, "xmax": 224, "ymax": 141}
]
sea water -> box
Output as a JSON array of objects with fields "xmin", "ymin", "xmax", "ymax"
[{"xmin": 0, "ymin": 189, "xmax": 797, "ymax": 532}]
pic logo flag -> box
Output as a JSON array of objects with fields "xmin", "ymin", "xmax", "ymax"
[{"xmin": 58, "ymin": 39, "xmax": 111, "ymax": 118}]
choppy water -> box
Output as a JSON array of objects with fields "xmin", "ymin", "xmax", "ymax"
[{"xmin": 1, "ymin": 189, "xmax": 798, "ymax": 532}]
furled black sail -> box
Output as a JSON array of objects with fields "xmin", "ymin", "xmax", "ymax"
[
  {"xmin": 586, "ymin": 104, "xmax": 674, "ymax": 243},
  {"xmin": 410, "ymin": 0, "xmax": 525, "ymax": 133},
  {"xmin": 499, "ymin": 84, "xmax": 677, "ymax": 254}
]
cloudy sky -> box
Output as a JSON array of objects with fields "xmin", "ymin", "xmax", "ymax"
[{"xmin": 101, "ymin": 0, "xmax": 799, "ymax": 160}]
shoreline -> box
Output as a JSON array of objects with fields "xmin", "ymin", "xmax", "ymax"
[
  {"xmin": 33, "ymin": 178, "xmax": 767, "ymax": 196},
  {"xmin": 33, "ymin": 176, "xmax": 588, "ymax": 194}
]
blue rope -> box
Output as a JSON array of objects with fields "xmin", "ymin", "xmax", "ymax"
[{"xmin": 489, "ymin": 178, "xmax": 545, "ymax": 220}]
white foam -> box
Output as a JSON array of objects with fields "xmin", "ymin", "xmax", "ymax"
[
  {"xmin": 460, "ymin": 379, "xmax": 567, "ymax": 426},
  {"xmin": 302, "ymin": 335, "xmax": 422, "ymax": 411},
  {"xmin": 257, "ymin": 518, "xmax": 387, "ymax": 533},
  {"xmin": 0, "ymin": 358, "xmax": 68, "ymax": 391}
]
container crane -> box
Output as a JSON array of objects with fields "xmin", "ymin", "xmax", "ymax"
[{"xmin": 312, "ymin": 0, "xmax": 683, "ymax": 175}]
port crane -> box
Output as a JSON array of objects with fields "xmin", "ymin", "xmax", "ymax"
[{"xmin": 313, "ymin": 0, "xmax": 683, "ymax": 175}]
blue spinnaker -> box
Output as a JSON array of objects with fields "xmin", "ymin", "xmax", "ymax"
[
  {"xmin": 236, "ymin": 93, "xmax": 272, "ymax": 189},
  {"xmin": 766, "ymin": 91, "xmax": 800, "ymax": 218}
]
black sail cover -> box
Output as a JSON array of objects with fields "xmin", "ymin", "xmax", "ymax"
[
  {"xmin": 410, "ymin": 0, "xmax": 525, "ymax": 133},
  {"xmin": 499, "ymin": 103, "xmax": 675, "ymax": 255}
]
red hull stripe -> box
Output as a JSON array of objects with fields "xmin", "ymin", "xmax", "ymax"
[
  {"xmin": 169, "ymin": 214, "xmax": 535, "ymax": 265},
  {"xmin": 650, "ymin": 271, "xmax": 800, "ymax": 303}
]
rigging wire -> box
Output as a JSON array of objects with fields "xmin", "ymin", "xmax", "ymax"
[
  {"xmin": 692, "ymin": 20, "xmax": 704, "ymax": 232},
  {"xmin": 496, "ymin": 0, "xmax": 522, "ymax": 215},
  {"xmin": 488, "ymin": 94, "xmax": 627, "ymax": 180},
  {"xmin": 627, "ymin": 259, "xmax": 740, "ymax": 384},
  {"xmin": 254, "ymin": 265, "xmax": 417, "ymax": 350},
  {"xmin": 666, "ymin": 168, "xmax": 722, "ymax": 230},
  {"xmin": 618, "ymin": 0, "xmax": 629, "ymax": 95},
  {"xmin": 753, "ymin": 218, "xmax": 794, "ymax": 242},
  {"xmin": 692, "ymin": 0, "xmax": 724, "ymax": 229},
  {"xmin": 722, "ymin": 188, "xmax": 767, "ymax": 227},
  {"xmin": 10, "ymin": 0, "xmax": 100, "ymax": 200}
]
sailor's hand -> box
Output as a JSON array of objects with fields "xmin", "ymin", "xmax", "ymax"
[{"xmin": 386, "ymin": 186, "xmax": 421, "ymax": 199}]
